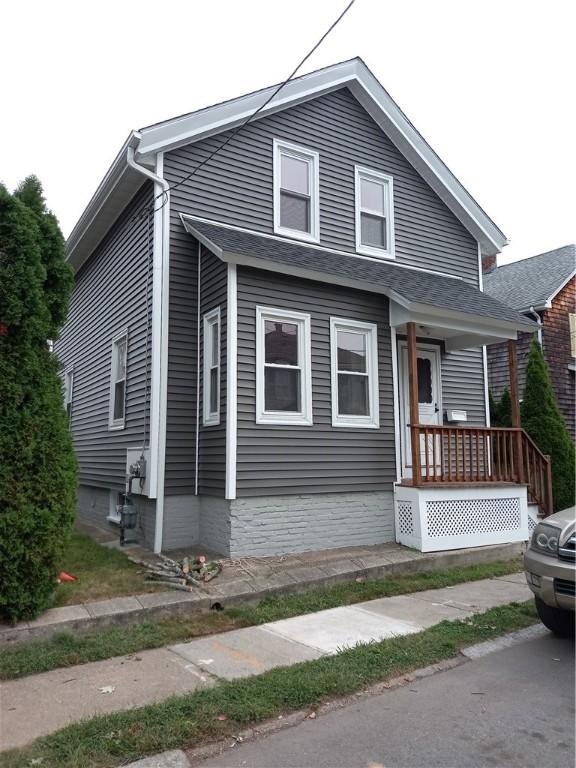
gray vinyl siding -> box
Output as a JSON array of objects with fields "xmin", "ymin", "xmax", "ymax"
[
  {"xmin": 163, "ymin": 87, "xmax": 479, "ymax": 284},
  {"xmin": 441, "ymin": 348, "xmax": 487, "ymax": 425},
  {"xmin": 54, "ymin": 182, "xmax": 153, "ymax": 489},
  {"xmin": 235, "ymin": 267, "xmax": 395, "ymax": 497},
  {"xmin": 164, "ymin": 238, "xmax": 228, "ymax": 496},
  {"xmin": 164, "ymin": 214, "xmax": 198, "ymax": 495},
  {"xmin": 198, "ymin": 247, "xmax": 227, "ymax": 495}
]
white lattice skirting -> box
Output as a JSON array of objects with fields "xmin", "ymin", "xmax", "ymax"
[{"xmin": 394, "ymin": 485, "xmax": 529, "ymax": 552}]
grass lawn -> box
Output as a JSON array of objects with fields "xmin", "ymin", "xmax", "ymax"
[
  {"xmin": 52, "ymin": 531, "xmax": 152, "ymax": 607},
  {"xmin": 0, "ymin": 600, "xmax": 538, "ymax": 768},
  {"xmin": 0, "ymin": 558, "xmax": 523, "ymax": 680}
]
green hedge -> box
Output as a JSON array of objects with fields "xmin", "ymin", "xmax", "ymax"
[{"xmin": 0, "ymin": 178, "xmax": 77, "ymax": 621}]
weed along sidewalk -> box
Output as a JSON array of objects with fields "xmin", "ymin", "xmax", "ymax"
[
  {"xmin": 0, "ymin": 540, "xmax": 523, "ymax": 648},
  {"xmin": 0, "ymin": 573, "xmax": 531, "ymax": 754}
]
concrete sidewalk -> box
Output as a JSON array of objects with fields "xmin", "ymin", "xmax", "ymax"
[{"xmin": 0, "ymin": 572, "xmax": 530, "ymax": 751}]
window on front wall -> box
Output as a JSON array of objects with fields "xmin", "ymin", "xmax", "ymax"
[
  {"xmin": 256, "ymin": 306, "xmax": 312, "ymax": 425},
  {"xmin": 109, "ymin": 332, "xmax": 128, "ymax": 429},
  {"xmin": 203, "ymin": 307, "xmax": 221, "ymax": 425},
  {"xmin": 274, "ymin": 140, "xmax": 319, "ymax": 242},
  {"xmin": 355, "ymin": 166, "xmax": 395, "ymax": 258},
  {"xmin": 330, "ymin": 318, "xmax": 379, "ymax": 428},
  {"xmin": 64, "ymin": 368, "xmax": 74, "ymax": 425},
  {"xmin": 570, "ymin": 314, "xmax": 576, "ymax": 358}
]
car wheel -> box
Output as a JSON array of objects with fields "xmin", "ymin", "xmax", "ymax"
[{"xmin": 535, "ymin": 597, "xmax": 575, "ymax": 637}]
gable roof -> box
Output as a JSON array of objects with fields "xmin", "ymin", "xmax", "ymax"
[
  {"xmin": 67, "ymin": 57, "xmax": 508, "ymax": 269},
  {"xmin": 483, "ymin": 244, "xmax": 576, "ymax": 312},
  {"xmin": 181, "ymin": 216, "xmax": 534, "ymax": 337}
]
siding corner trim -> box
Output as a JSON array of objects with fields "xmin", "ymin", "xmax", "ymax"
[{"xmin": 225, "ymin": 263, "xmax": 238, "ymax": 499}]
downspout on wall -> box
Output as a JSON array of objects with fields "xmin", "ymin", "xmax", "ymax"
[
  {"xmin": 126, "ymin": 137, "xmax": 170, "ymax": 553},
  {"xmin": 528, "ymin": 306, "xmax": 543, "ymax": 346}
]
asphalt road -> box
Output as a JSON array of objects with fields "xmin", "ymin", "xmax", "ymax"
[{"xmin": 198, "ymin": 630, "xmax": 575, "ymax": 768}]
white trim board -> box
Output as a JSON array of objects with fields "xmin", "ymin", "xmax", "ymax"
[{"xmin": 225, "ymin": 263, "xmax": 238, "ymax": 500}]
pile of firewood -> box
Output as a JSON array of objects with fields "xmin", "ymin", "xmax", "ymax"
[{"xmin": 144, "ymin": 554, "xmax": 222, "ymax": 591}]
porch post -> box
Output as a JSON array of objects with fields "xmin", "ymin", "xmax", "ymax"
[
  {"xmin": 507, "ymin": 339, "xmax": 524, "ymax": 483},
  {"xmin": 407, "ymin": 322, "xmax": 421, "ymax": 484}
]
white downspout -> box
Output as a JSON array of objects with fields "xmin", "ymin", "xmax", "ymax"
[
  {"xmin": 528, "ymin": 306, "xmax": 543, "ymax": 346},
  {"xmin": 126, "ymin": 137, "xmax": 170, "ymax": 554}
]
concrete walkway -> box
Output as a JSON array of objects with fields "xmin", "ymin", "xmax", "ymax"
[
  {"xmin": 0, "ymin": 540, "xmax": 523, "ymax": 648},
  {"xmin": 0, "ymin": 572, "xmax": 530, "ymax": 751}
]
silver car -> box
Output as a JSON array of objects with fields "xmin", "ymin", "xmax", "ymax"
[{"xmin": 524, "ymin": 506, "xmax": 575, "ymax": 636}]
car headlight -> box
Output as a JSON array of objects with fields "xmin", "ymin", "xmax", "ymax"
[{"xmin": 531, "ymin": 523, "xmax": 560, "ymax": 556}]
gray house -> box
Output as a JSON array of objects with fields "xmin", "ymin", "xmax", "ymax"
[{"xmin": 56, "ymin": 58, "xmax": 548, "ymax": 557}]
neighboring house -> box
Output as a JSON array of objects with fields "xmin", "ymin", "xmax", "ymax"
[
  {"xmin": 56, "ymin": 58, "xmax": 546, "ymax": 558},
  {"xmin": 483, "ymin": 245, "xmax": 576, "ymax": 439}
]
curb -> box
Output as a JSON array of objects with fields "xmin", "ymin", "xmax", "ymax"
[{"xmin": 0, "ymin": 542, "xmax": 523, "ymax": 648}]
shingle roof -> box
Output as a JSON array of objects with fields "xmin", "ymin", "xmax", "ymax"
[
  {"xmin": 483, "ymin": 245, "xmax": 576, "ymax": 311},
  {"xmin": 182, "ymin": 217, "xmax": 535, "ymax": 332}
]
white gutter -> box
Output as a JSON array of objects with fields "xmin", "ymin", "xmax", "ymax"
[{"xmin": 126, "ymin": 138, "xmax": 170, "ymax": 554}]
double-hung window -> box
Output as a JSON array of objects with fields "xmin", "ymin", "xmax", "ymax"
[
  {"xmin": 330, "ymin": 318, "xmax": 379, "ymax": 428},
  {"xmin": 355, "ymin": 166, "xmax": 395, "ymax": 258},
  {"xmin": 256, "ymin": 306, "xmax": 312, "ymax": 425},
  {"xmin": 109, "ymin": 331, "xmax": 128, "ymax": 430},
  {"xmin": 64, "ymin": 368, "xmax": 74, "ymax": 425},
  {"xmin": 203, "ymin": 307, "xmax": 221, "ymax": 426},
  {"xmin": 273, "ymin": 139, "xmax": 319, "ymax": 243}
]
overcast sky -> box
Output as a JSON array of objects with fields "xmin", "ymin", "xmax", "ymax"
[{"xmin": 2, "ymin": 0, "xmax": 574, "ymax": 264}]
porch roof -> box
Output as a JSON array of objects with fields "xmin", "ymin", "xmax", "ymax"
[{"xmin": 181, "ymin": 216, "xmax": 537, "ymax": 340}]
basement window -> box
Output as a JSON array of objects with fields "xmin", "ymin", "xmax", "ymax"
[
  {"xmin": 203, "ymin": 307, "xmax": 221, "ymax": 426},
  {"xmin": 256, "ymin": 306, "xmax": 312, "ymax": 425},
  {"xmin": 109, "ymin": 331, "xmax": 128, "ymax": 430},
  {"xmin": 274, "ymin": 139, "xmax": 319, "ymax": 243},
  {"xmin": 355, "ymin": 166, "xmax": 395, "ymax": 258}
]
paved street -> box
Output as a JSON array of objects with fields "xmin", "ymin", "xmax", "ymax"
[{"xmin": 198, "ymin": 631, "xmax": 575, "ymax": 768}]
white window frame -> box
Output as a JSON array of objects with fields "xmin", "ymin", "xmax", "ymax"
[
  {"xmin": 203, "ymin": 306, "xmax": 221, "ymax": 426},
  {"xmin": 570, "ymin": 313, "xmax": 576, "ymax": 358},
  {"xmin": 354, "ymin": 166, "xmax": 395, "ymax": 259},
  {"xmin": 273, "ymin": 139, "xmax": 320, "ymax": 244},
  {"xmin": 64, "ymin": 367, "xmax": 74, "ymax": 424},
  {"xmin": 108, "ymin": 330, "xmax": 128, "ymax": 431},
  {"xmin": 256, "ymin": 306, "xmax": 313, "ymax": 426},
  {"xmin": 330, "ymin": 317, "xmax": 380, "ymax": 428}
]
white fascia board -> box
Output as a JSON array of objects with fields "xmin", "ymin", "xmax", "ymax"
[
  {"xmin": 543, "ymin": 269, "xmax": 576, "ymax": 305},
  {"xmin": 142, "ymin": 58, "xmax": 507, "ymax": 254}
]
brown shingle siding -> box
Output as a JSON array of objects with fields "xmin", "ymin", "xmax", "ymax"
[{"xmin": 542, "ymin": 278, "xmax": 576, "ymax": 439}]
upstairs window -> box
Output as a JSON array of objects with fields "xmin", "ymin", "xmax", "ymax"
[
  {"xmin": 203, "ymin": 307, "xmax": 221, "ymax": 426},
  {"xmin": 330, "ymin": 318, "xmax": 379, "ymax": 428},
  {"xmin": 64, "ymin": 368, "xmax": 74, "ymax": 425},
  {"xmin": 109, "ymin": 331, "xmax": 128, "ymax": 430},
  {"xmin": 274, "ymin": 140, "xmax": 319, "ymax": 243},
  {"xmin": 570, "ymin": 313, "xmax": 576, "ymax": 358},
  {"xmin": 256, "ymin": 306, "xmax": 312, "ymax": 425},
  {"xmin": 355, "ymin": 166, "xmax": 395, "ymax": 258}
]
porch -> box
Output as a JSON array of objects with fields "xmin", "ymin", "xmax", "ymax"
[{"xmin": 393, "ymin": 319, "xmax": 552, "ymax": 552}]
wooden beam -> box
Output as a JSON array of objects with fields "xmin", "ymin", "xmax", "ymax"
[
  {"xmin": 407, "ymin": 322, "xmax": 421, "ymax": 484},
  {"xmin": 508, "ymin": 339, "xmax": 524, "ymax": 482}
]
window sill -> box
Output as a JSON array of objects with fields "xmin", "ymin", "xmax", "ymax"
[
  {"xmin": 256, "ymin": 414, "xmax": 313, "ymax": 427},
  {"xmin": 108, "ymin": 422, "xmax": 126, "ymax": 431},
  {"xmin": 356, "ymin": 244, "xmax": 395, "ymax": 260},
  {"xmin": 274, "ymin": 226, "xmax": 319, "ymax": 245},
  {"xmin": 332, "ymin": 419, "xmax": 380, "ymax": 429},
  {"xmin": 203, "ymin": 416, "xmax": 221, "ymax": 427}
]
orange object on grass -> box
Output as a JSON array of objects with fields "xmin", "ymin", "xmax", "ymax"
[{"xmin": 58, "ymin": 571, "xmax": 77, "ymax": 582}]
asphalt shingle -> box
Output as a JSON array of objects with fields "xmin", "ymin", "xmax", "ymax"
[
  {"xmin": 483, "ymin": 245, "xmax": 575, "ymax": 311},
  {"xmin": 184, "ymin": 217, "xmax": 535, "ymax": 330}
]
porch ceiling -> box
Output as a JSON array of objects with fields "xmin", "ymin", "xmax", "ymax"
[{"xmin": 181, "ymin": 215, "xmax": 537, "ymax": 343}]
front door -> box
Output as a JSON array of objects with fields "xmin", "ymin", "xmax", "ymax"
[{"xmin": 398, "ymin": 342, "xmax": 442, "ymax": 478}]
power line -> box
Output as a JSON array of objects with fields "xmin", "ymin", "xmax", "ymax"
[{"xmin": 138, "ymin": 0, "xmax": 357, "ymax": 219}]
